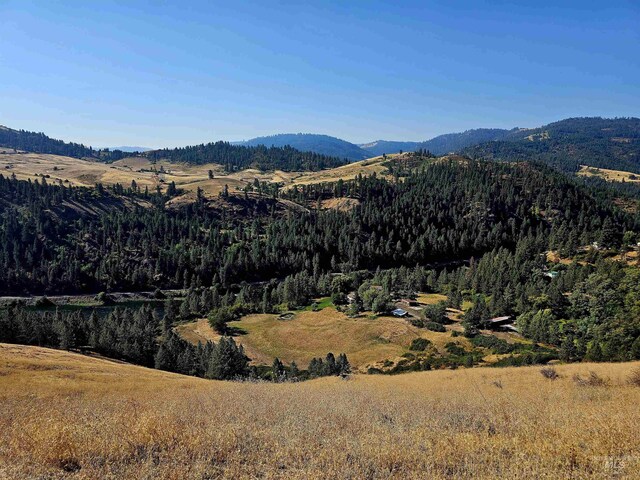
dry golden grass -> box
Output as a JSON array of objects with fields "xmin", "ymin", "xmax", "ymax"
[
  {"xmin": 0, "ymin": 152, "xmax": 299, "ymax": 199},
  {"xmin": 1, "ymin": 343, "xmax": 639, "ymax": 479},
  {"xmin": 0, "ymin": 151, "xmax": 395, "ymax": 204},
  {"xmin": 416, "ymin": 293, "xmax": 448, "ymax": 305},
  {"xmin": 577, "ymin": 164, "xmax": 640, "ymax": 183},
  {"xmin": 175, "ymin": 308, "xmax": 528, "ymax": 371},
  {"xmin": 221, "ymin": 309, "xmax": 420, "ymax": 369},
  {"xmin": 319, "ymin": 197, "xmax": 361, "ymax": 211},
  {"xmin": 284, "ymin": 154, "xmax": 395, "ymax": 190}
]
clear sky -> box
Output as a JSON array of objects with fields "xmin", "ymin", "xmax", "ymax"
[{"xmin": 1, "ymin": 1, "xmax": 638, "ymax": 148}]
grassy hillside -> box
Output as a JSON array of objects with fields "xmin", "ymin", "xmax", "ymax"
[
  {"xmin": 1, "ymin": 343, "xmax": 639, "ymax": 479},
  {"xmin": 578, "ymin": 164, "xmax": 640, "ymax": 183},
  {"xmin": 0, "ymin": 150, "xmax": 391, "ymax": 200}
]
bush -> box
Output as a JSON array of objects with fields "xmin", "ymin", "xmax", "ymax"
[
  {"xmin": 445, "ymin": 342, "xmax": 466, "ymax": 356},
  {"xmin": 540, "ymin": 367, "xmax": 559, "ymax": 380},
  {"xmin": 331, "ymin": 291, "xmax": 348, "ymax": 305},
  {"xmin": 409, "ymin": 338, "xmax": 431, "ymax": 351},
  {"xmin": 425, "ymin": 322, "xmax": 446, "ymax": 332},
  {"xmin": 95, "ymin": 292, "xmax": 115, "ymax": 305},
  {"xmin": 33, "ymin": 296, "xmax": 55, "ymax": 308},
  {"xmin": 471, "ymin": 335, "xmax": 519, "ymax": 354},
  {"xmin": 573, "ymin": 371, "xmax": 610, "ymax": 387},
  {"xmin": 628, "ymin": 368, "xmax": 640, "ymax": 387},
  {"xmin": 153, "ymin": 288, "xmax": 166, "ymax": 299},
  {"xmin": 208, "ymin": 306, "xmax": 240, "ymax": 334}
]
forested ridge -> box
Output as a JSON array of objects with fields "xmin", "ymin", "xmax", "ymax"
[
  {"xmin": 0, "ymin": 126, "xmax": 130, "ymax": 162},
  {"xmin": 146, "ymin": 141, "xmax": 347, "ymax": 171},
  {"xmin": 461, "ymin": 117, "xmax": 640, "ymax": 173},
  {"xmin": 1, "ymin": 159, "xmax": 634, "ymax": 295}
]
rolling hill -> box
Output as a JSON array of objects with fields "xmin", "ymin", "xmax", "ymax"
[{"xmin": 1, "ymin": 343, "xmax": 639, "ymax": 479}]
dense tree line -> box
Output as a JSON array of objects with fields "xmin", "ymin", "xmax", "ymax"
[
  {"xmin": 0, "ymin": 127, "xmax": 130, "ymax": 161},
  {"xmin": 1, "ymin": 159, "xmax": 635, "ymax": 295},
  {"xmin": 145, "ymin": 141, "xmax": 347, "ymax": 172}
]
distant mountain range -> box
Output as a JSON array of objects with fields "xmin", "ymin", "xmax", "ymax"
[
  {"xmin": 104, "ymin": 146, "xmax": 152, "ymax": 152},
  {"xmin": 238, "ymin": 128, "xmax": 516, "ymax": 160},
  {"xmin": 2, "ymin": 117, "xmax": 638, "ymax": 174},
  {"xmin": 238, "ymin": 118, "xmax": 640, "ymax": 173}
]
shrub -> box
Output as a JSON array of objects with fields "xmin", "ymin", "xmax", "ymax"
[
  {"xmin": 95, "ymin": 292, "xmax": 115, "ymax": 305},
  {"xmin": 331, "ymin": 291, "xmax": 348, "ymax": 305},
  {"xmin": 34, "ymin": 296, "xmax": 55, "ymax": 308},
  {"xmin": 627, "ymin": 368, "xmax": 640, "ymax": 387},
  {"xmin": 425, "ymin": 322, "xmax": 446, "ymax": 332},
  {"xmin": 540, "ymin": 367, "xmax": 559, "ymax": 380},
  {"xmin": 409, "ymin": 338, "xmax": 431, "ymax": 351},
  {"xmin": 153, "ymin": 288, "xmax": 166, "ymax": 299},
  {"xmin": 445, "ymin": 342, "xmax": 466, "ymax": 356},
  {"xmin": 573, "ymin": 371, "xmax": 610, "ymax": 387}
]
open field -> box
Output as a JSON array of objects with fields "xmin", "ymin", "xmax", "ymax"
[
  {"xmin": 177, "ymin": 307, "xmax": 524, "ymax": 371},
  {"xmin": 0, "ymin": 152, "xmax": 299, "ymax": 199},
  {"xmin": 0, "ymin": 151, "xmax": 399, "ymax": 202},
  {"xmin": 284, "ymin": 154, "xmax": 393, "ymax": 189},
  {"xmin": 577, "ymin": 164, "xmax": 640, "ymax": 183},
  {"xmin": 1, "ymin": 343, "xmax": 639, "ymax": 479}
]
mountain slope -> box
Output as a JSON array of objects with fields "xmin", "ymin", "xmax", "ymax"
[
  {"xmin": 240, "ymin": 133, "xmax": 368, "ymax": 161},
  {"xmin": 416, "ymin": 128, "xmax": 512, "ymax": 155},
  {"xmin": 462, "ymin": 117, "xmax": 640, "ymax": 173}
]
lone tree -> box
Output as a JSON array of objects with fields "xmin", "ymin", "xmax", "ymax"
[
  {"xmin": 208, "ymin": 306, "xmax": 239, "ymax": 334},
  {"xmin": 272, "ymin": 357, "xmax": 286, "ymax": 382}
]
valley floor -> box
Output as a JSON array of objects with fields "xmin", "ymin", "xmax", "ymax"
[{"xmin": 1, "ymin": 343, "xmax": 639, "ymax": 479}]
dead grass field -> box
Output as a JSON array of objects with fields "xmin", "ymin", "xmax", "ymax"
[
  {"xmin": 0, "ymin": 151, "xmax": 398, "ymax": 202},
  {"xmin": 577, "ymin": 164, "xmax": 640, "ymax": 183},
  {"xmin": 177, "ymin": 308, "xmax": 511, "ymax": 371},
  {"xmin": 284, "ymin": 154, "xmax": 395, "ymax": 190},
  {"xmin": 0, "ymin": 152, "xmax": 300, "ymax": 199},
  {"xmin": 416, "ymin": 293, "xmax": 448, "ymax": 305},
  {"xmin": 1, "ymin": 343, "xmax": 639, "ymax": 479}
]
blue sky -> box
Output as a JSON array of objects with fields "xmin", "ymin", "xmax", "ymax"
[{"xmin": 0, "ymin": 1, "xmax": 638, "ymax": 148}]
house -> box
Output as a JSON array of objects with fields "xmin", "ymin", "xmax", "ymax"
[
  {"xmin": 485, "ymin": 316, "xmax": 513, "ymax": 328},
  {"xmin": 544, "ymin": 271, "xmax": 559, "ymax": 279},
  {"xmin": 392, "ymin": 308, "xmax": 409, "ymax": 318}
]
